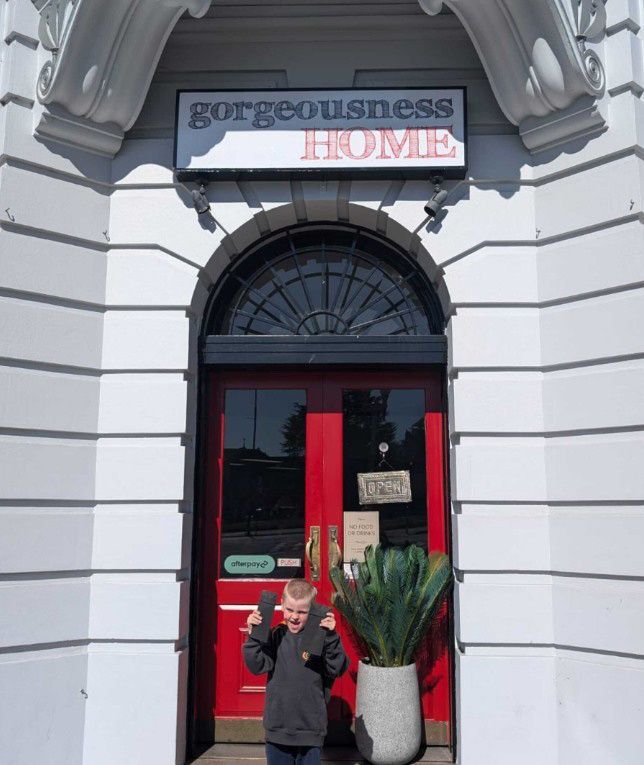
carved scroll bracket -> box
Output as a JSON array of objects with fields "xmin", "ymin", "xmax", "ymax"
[
  {"xmin": 419, "ymin": 0, "xmax": 608, "ymax": 152},
  {"xmin": 31, "ymin": 0, "xmax": 211, "ymax": 156}
]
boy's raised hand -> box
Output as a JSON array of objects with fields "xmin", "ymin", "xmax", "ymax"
[
  {"xmin": 320, "ymin": 611, "xmax": 336, "ymax": 632},
  {"xmin": 246, "ymin": 609, "xmax": 262, "ymax": 634}
]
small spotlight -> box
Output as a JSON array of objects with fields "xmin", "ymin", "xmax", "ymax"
[
  {"xmin": 191, "ymin": 182, "xmax": 211, "ymax": 215},
  {"xmin": 424, "ymin": 176, "xmax": 448, "ymax": 219}
]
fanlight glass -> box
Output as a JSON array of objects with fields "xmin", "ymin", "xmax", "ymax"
[{"xmin": 216, "ymin": 228, "xmax": 437, "ymax": 337}]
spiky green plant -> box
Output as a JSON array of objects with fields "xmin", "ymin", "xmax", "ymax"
[{"xmin": 329, "ymin": 544, "xmax": 452, "ymax": 667}]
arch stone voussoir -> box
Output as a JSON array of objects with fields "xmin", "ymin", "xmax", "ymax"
[{"xmin": 202, "ymin": 200, "xmax": 452, "ymax": 324}]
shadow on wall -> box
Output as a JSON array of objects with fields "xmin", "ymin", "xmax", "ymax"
[
  {"xmin": 33, "ymin": 134, "xmax": 113, "ymax": 183},
  {"xmin": 152, "ymin": 124, "xmax": 605, "ymax": 252},
  {"xmin": 24, "ymin": 104, "xmax": 596, "ymax": 271},
  {"xmin": 414, "ymin": 122, "xmax": 605, "ymax": 239}
]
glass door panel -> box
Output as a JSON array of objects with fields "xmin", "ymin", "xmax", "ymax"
[
  {"xmin": 220, "ymin": 389, "xmax": 306, "ymax": 580},
  {"xmin": 342, "ymin": 388, "xmax": 428, "ymax": 550}
]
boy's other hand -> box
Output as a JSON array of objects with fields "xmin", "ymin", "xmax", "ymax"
[
  {"xmin": 247, "ymin": 610, "xmax": 262, "ymax": 634},
  {"xmin": 320, "ymin": 611, "xmax": 336, "ymax": 631}
]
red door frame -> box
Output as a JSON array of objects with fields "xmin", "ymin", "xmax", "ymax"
[{"xmin": 192, "ymin": 368, "xmax": 452, "ymax": 740}]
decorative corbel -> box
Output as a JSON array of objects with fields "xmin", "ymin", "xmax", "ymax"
[
  {"xmin": 31, "ymin": 0, "xmax": 212, "ymax": 157},
  {"xmin": 419, "ymin": 0, "xmax": 608, "ymax": 152}
]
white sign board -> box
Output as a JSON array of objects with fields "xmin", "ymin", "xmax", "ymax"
[{"xmin": 174, "ymin": 88, "xmax": 467, "ymax": 179}]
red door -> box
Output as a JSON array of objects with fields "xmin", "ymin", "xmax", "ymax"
[{"xmin": 194, "ymin": 369, "xmax": 451, "ymax": 743}]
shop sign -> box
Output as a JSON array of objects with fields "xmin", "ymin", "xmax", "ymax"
[
  {"xmin": 224, "ymin": 554, "xmax": 275, "ymax": 575},
  {"xmin": 357, "ymin": 470, "xmax": 412, "ymax": 505},
  {"xmin": 174, "ymin": 87, "xmax": 467, "ymax": 180}
]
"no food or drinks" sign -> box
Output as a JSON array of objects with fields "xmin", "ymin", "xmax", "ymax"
[{"xmin": 174, "ymin": 88, "xmax": 467, "ymax": 180}]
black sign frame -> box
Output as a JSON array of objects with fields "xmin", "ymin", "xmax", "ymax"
[{"xmin": 173, "ymin": 86, "xmax": 468, "ymax": 182}]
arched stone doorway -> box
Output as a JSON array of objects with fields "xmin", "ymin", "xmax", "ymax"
[{"xmin": 189, "ymin": 223, "xmax": 452, "ymax": 753}]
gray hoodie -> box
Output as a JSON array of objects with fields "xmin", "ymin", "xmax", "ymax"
[{"xmin": 242, "ymin": 623, "xmax": 349, "ymax": 747}]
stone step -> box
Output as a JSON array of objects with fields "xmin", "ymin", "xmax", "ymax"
[{"xmin": 188, "ymin": 744, "xmax": 453, "ymax": 764}]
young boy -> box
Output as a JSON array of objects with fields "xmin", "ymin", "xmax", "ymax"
[{"xmin": 243, "ymin": 579, "xmax": 349, "ymax": 765}]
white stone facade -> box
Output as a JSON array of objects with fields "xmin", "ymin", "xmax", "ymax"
[{"xmin": 0, "ymin": 2, "xmax": 643, "ymax": 764}]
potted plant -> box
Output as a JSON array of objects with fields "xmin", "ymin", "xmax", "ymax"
[{"xmin": 330, "ymin": 544, "xmax": 452, "ymax": 765}]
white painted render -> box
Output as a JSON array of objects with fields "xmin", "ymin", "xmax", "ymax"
[{"xmin": 0, "ymin": 2, "xmax": 643, "ymax": 765}]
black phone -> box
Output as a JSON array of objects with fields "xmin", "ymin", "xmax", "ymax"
[
  {"xmin": 252, "ymin": 590, "xmax": 277, "ymax": 644},
  {"xmin": 300, "ymin": 602, "xmax": 329, "ymax": 660}
]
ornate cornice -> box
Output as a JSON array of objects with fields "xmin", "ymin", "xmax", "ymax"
[
  {"xmin": 29, "ymin": 0, "xmax": 607, "ymax": 157},
  {"xmin": 31, "ymin": 0, "xmax": 211, "ymax": 156},
  {"xmin": 419, "ymin": 0, "xmax": 608, "ymax": 151}
]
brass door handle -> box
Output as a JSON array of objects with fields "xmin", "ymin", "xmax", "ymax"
[
  {"xmin": 328, "ymin": 525, "xmax": 342, "ymax": 570},
  {"xmin": 306, "ymin": 526, "xmax": 320, "ymax": 581}
]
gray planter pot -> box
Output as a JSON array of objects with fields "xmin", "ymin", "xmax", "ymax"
[{"xmin": 355, "ymin": 660, "xmax": 422, "ymax": 765}]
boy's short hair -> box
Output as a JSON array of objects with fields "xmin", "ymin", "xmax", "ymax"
[{"xmin": 283, "ymin": 578, "xmax": 317, "ymax": 605}]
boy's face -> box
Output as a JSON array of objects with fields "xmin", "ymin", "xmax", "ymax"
[{"xmin": 281, "ymin": 594, "xmax": 311, "ymax": 634}]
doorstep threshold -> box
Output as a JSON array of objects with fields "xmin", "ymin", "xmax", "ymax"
[{"xmin": 188, "ymin": 743, "xmax": 453, "ymax": 763}]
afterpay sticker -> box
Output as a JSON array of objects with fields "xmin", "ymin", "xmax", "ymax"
[{"xmin": 224, "ymin": 555, "xmax": 275, "ymax": 574}]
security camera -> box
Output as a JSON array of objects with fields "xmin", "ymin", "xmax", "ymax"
[
  {"xmin": 424, "ymin": 176, "xmax": 448, "ymax": 219},
  {"xmin": 424, "ymin": 189, "xmax": 448, "ymax": 218}
]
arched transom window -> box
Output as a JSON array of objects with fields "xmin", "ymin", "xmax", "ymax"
[{"xmin": 208, "ymin": 226, "xmax": 443, "ymax": 337}]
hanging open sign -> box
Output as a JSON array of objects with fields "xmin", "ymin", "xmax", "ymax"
[
  {"xmin": 357, "ymin": 470, "xmax": 412, "ymax": 505},
  {"xmin": 174, "ymin": 87, "xmax": 467, "ymax": 181}
]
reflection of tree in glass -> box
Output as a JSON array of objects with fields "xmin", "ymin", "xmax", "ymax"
[
  {"xmin": 343, "ymin": 390, "xmax": 428, "ymax": 552},
  {"xmin": 223, "ymin": 443, "xmax": 304, "ymax": 534},
  {"xmin": 344, "ymin": 391, "xmax": 397, "ymax": 469},
  {"xmin": 402, "ymin": 416, "xmax": 425, "ymax": 468},
  {"xmin": 402, "ymin": 416, "xmax": 426, "ymax": 519},
  {"xmin": 281, "ymin": 403, "xmax": 306, "ymax": 458}
]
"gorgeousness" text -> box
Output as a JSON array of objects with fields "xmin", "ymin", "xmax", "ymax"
[{"xmin": 188, "ymin": 96, "xmax": 455, "ymax": 130}]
